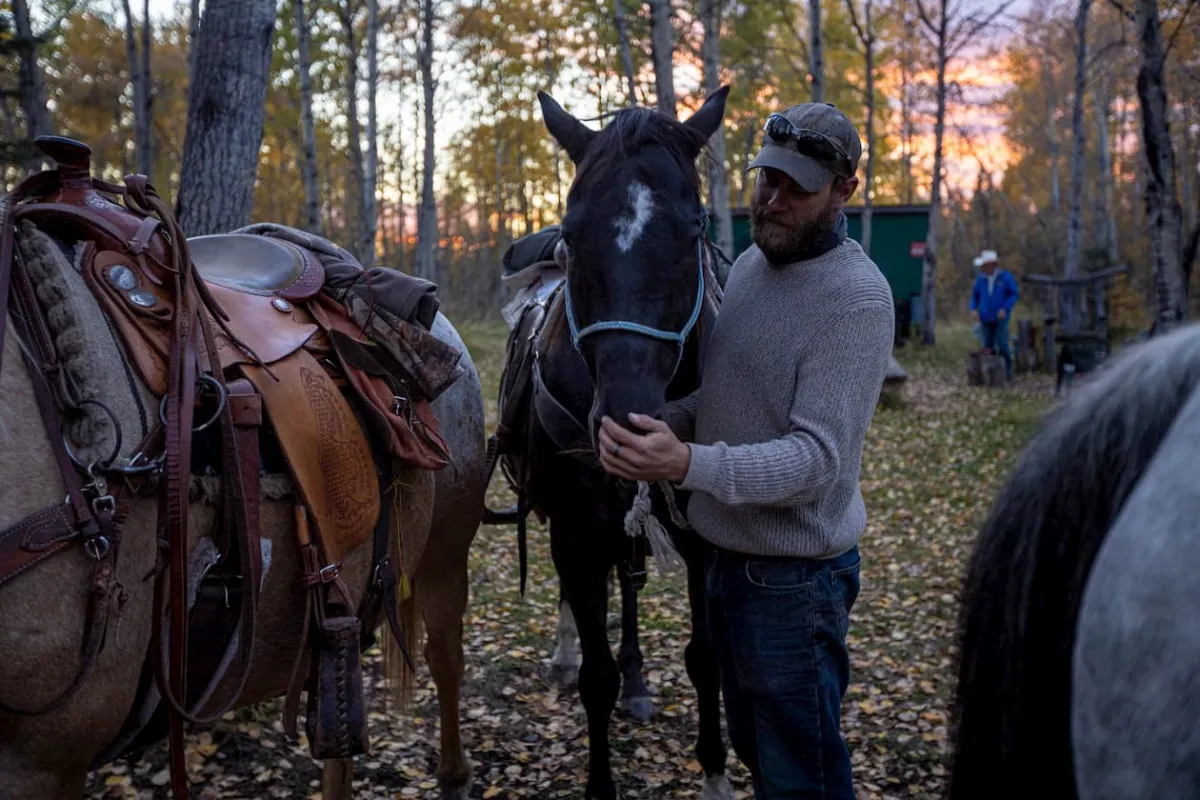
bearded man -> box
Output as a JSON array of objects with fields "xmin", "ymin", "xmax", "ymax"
[{"xmin": 595, "ymin": 103, "xmax": 895, "ymax": 799}]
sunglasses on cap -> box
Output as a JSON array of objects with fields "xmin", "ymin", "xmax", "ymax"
[{"xmin": 763, "ymin": 113, "xmax": 854, "ymax": 178}]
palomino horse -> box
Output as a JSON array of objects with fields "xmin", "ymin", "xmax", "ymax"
[
  {"xmin": 0, "ymin": 139, "xmax": 488, "ymax": 799},
  {"xmin": 496, "ymin": 88, "xmax": 733, "ymax": 800},
  {"xmin": 949, "ymin": 322, "xmax": 1200, "ymax": 799}
]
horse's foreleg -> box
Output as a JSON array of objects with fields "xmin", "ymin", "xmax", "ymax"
[
  {"xmin": 684, "ymin": 545, "xmax": 731, "ymax": 800},
  {"xmin": 553, "ymin": 526, "xmax": 620, "ymax": 800},
  {"xmin": 616, "ymin": 558, "xmax": 655, "ymax": 723}
]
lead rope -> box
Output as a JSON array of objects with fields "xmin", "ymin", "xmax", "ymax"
[{"xmin": 623, "ymin": 481, "xmax": 683, "ymax": 573}]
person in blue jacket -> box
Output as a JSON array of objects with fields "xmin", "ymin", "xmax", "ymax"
[{"xmin": 970, "ymin": 249, "xmax": 1019, "ymax": 379}]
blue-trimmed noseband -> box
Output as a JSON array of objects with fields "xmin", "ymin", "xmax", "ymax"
[{"xmin": 563, "ymin": 217, "xmax": 708, "ymax": 377}]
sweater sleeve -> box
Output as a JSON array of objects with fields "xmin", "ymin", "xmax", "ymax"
[
  {"xmin": 678, "ymin": 301, "xmax": 894, "ymax": 507},
  {"xmin": 659, "ymin": 389, "xmax": 701, "ymax": 442},
  {"xmin": 969, "ymin": 278, "xmax": 980, "ymax": 311}
]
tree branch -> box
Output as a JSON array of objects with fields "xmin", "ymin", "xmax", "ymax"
[
  {"xmin": 36, "ymin": 0, "xmax": 85, "ymax": 39},
  {"xmin": 843, "ymin": 0, "xmax": 869, "ymax": 48},
  {"xmin": 1105, "ymin": 0, "xmax": 1134, "ymax": 21},
  {"xmin": 1164, "ymin": 0, "xmax": 1197, "ymax": 58},
  {"xmin": 948, "ymin": 0, "xmax": 1017, "ymax": 59},
  {"xmin": 913, "ymin": 0, "xmax": 943, "ymax": 39}
]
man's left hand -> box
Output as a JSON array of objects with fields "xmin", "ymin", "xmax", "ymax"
[
  {"xmin": 598, "ymin": 414, "xmax": 691, "ymax": 483},
  {"xmin": 998, "ymin": 308, "xmax": 1008, "ymax": 320}
]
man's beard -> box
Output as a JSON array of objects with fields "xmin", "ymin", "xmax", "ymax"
[{"xmin": 750, "ymin": 199, "xmax": 840, "ymax": 265}]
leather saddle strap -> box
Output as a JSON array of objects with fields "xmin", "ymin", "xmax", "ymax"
[
  {"xmin": 0, "ymin": 301, "xmax": 125, "ymax": 716},
  {"xmin": 0, "ymin": 490, "xmax": 126, "ymax": 717},
  {"xmin": 354, "ymin": 445, "xmax": 415, "ymax": 671},
  {"xmin": 121, "ymin": 180, "xmax": 200, "ymax": 800}
]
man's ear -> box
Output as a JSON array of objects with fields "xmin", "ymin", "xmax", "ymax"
[{"xmin": 838, "ymin": 176, "xmax": 860, "ymax": 204}]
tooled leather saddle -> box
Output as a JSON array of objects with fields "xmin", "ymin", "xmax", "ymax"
[{"xmin": 0, "ymin": 136, "xmax": 458, "ymax": 797}]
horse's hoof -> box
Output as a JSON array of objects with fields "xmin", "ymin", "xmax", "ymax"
[
  {"xmin": 699, "ymin": 774, "xmax": 734, "ymax": 800},
  {"xmin": 439, "ymin": 774, "xmax": 472, "ymax": 800},
  {"xmin": 548, "ymin": 662, "xmax": 580, "ymax": 688},
  {"xmin": 621, "ymin": 694, "xmax": 655, "ymax": 722}
]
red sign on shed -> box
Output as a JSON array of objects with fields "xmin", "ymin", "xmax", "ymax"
[{"xmin": 909, "ymin": 241, "xmax": 927, "ymax": 258}]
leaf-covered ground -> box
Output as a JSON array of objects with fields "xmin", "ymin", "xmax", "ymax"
[{"xmin": 87, "ymin": 322, "xmax": 1057, "ymax": 799}]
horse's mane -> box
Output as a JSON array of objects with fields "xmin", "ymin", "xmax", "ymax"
[
  {"xmin": 575, "ymin": 106, "xmax": 707, "ymax": 195},
  {"xmin": 949, "ymin": 323, "xmax": 1200, "ymax": 799}
]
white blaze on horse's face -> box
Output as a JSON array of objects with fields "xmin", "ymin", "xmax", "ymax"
[{"xmin": 613, "ymin": 182, "xmax": 655, "ymax": 253}]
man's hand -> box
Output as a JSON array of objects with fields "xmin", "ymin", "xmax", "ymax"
[
  {"xmin": 971, "ymin": 310, "xmax": 979, "ymax": 322},
  {"xmin": 598, "ymin": 413, "xmax": 691, "ymax": 484},
  {"xmin": 997, "ymin": 308, "xmax": 1007, "ymax": 320}
]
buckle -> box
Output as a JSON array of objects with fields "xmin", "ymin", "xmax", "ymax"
[{"xmin": 318, "ymin": 563, "xmax": 342, "ymax": 583}]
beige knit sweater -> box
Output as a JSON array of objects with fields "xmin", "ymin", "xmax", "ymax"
[{"xmin": 663, "ymin": 237, "xmax": 894, "ymax": 559}]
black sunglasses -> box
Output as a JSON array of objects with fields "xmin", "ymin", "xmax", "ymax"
[{"xmin": 763, "ymin": 114, "xmax": 853, "ymax": 177}]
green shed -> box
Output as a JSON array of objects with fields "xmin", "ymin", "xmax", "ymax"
[{"xmin": 724, "ymin": 204, "xmax": 930, "ymax": 304}]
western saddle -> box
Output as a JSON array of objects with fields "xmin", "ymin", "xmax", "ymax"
[{"xmin": 0, "ymin": 137, "xmax": 457, "ymax": 796}]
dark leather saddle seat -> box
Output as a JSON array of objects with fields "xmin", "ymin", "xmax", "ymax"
[{"xmin": 188, "ymin": 233, "xmax": 325, "ymax": 300}]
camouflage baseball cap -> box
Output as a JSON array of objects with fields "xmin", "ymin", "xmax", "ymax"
[{"xmin": 747, "ymin": 103, "xmax": 862, "ymax": 192}]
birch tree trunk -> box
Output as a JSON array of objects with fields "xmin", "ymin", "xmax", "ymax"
[
  {"xmin": 176, "ymin": 0, "xmax": 277, "ymax": 235},
  {"xmin": 614, "ymin": 0, "xmax": 638, "ymax": 106},
  {"xmin": 1061, "ymin": 0, "xmax": 1091, "ymax": 335},
  {"xmin": 845, "ymin": 0, "xmax": 874, "ymax": 254},
  {"xmin": 188, "ymin": 0, "xmax": 202, "ymax": 87},
  {"xmin": 809, "ymin": 0, "xmax": 824, "ymax": 103},
  {"xmin": 293, "ymin": 0, "xmax": 322, "ymax": 234},
  {"xmin": 1133, "ymin": 0, "xmax": 1185, "ymax": 330},
  {"xmin": 918, "ymin": 0, "xmax": 948, "ymax": 346},
  {"xmin": 141, "ymin": 0, "xmax": 152, "ymax": 174},
  {"xmin": 701, "ymin": 0, "xmax": 733, "ymax": 274},
  {"xmin": 1092, "ymin": 64, "xmax": 1119, "ymax": 265},
  {"xmin": 900, "ymin": 6, "xmax": 915, "ymax": 204},
  {"xmin": 339, "ymin": 1, "xmax": 368, "ymax": 262},
  {"xmin": 362, "ymin": 0, "xmax": 379, "ymax": 267},
  {"xmin": 416, "ymin": 0, "xmax": 439, "ymax": 281},
  {"xmin": 12, "ymin": 0, "xmax": 51, "ymax": 172},
  {"xmin": 1042, "ymin": 51, "xmax": 1062, "ymax": 216},
  {"xmin": 121, "ymin": 0, "xmax": 153, "ymax": 179},
  {"xmin": 647, "ymin": 0, "xmax": 676, "ymax": 117}
]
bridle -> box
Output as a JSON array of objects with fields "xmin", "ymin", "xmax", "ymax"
[{"xmin": 562, "ymin": 212, "xmax": 710, "ymax": 380}]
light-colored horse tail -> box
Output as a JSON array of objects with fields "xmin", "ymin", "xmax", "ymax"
[
  {"xmin": 948, "ymin": 322, "xmax": 1200, "ymax": 800},
  {"xmin": 383, "ymin": 579, "xmax": 424, "ymax": 712}
]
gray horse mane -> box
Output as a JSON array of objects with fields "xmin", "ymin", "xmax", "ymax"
[{"xmin": 949, "ymin": 321, "xmax": 1200, "ymax": 798}]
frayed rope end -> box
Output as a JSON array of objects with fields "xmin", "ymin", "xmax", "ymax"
[{"xmin": 624, "ymin": 481, "xmax": 684, "ymax": 573}]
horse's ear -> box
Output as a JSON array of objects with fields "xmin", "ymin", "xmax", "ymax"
[
  {"xmin": 682, "ymin": 85, "xmax": 730, "ymax": 146},
  {"xmin": 538, "ymin": 91, "xmax": 595, "ymax": 164}
]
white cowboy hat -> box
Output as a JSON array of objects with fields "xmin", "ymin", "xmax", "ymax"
[{"xmin": 980, "ymin": 249, "xmax": 998, "ymax": 264}]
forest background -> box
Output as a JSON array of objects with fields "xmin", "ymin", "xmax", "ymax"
[{"xmin": 3, "ymin": 0, "xmax": 1198, "ymax": 339}]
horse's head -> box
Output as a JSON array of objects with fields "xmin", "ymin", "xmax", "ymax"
[{"xmin": 537, "ymin": 86, "xmax": 728, "ymax": 446}]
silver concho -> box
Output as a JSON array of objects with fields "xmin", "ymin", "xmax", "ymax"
[
  {"xmin": 107, "ymin": 264, "xmax": 137, "ymax": 291},
  {"xmin": 271, "ymin": 297, "xmax": 292, "ymax": 313},
  {"xmin": 128, "ymin": 290, "xmax": 157, "ymax": 308}
]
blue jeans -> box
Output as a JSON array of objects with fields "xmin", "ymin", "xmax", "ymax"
[
  {"xmin": 981, "ymin": 318, "xmax": 1012, "ymax": 377},
  {"xmin": 705, "ymin": 545, "xmax": 862, "ymax": 799}
]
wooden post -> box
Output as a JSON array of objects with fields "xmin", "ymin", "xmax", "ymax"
[
  {"xmin": 1095, "ymin": 277, "xmax": 1109, "ymax": 339},
  {"xmin": 1017, "ymin": 319, "xmax": 1033, "ymax": 372},
  {"xmin": 1042, "ymin": 286, "xmax": 1058, "ymax": 375}
]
